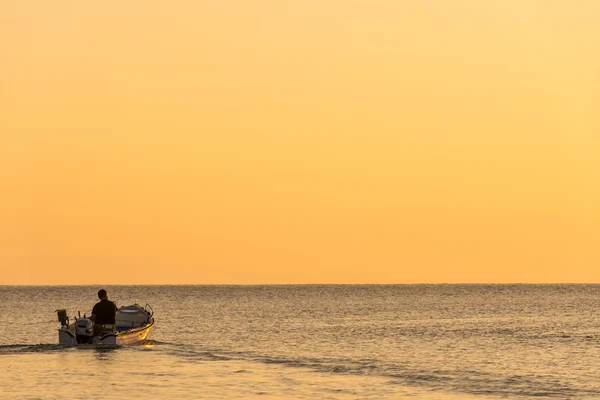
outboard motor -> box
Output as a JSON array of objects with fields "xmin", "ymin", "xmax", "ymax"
[
  {"xmin": 75, "ymin": 318, "xmax": 94, "ymax": 344},
  {"xmin": 56, "ymin": 309, "xmax": 69, "ymax": 327}
]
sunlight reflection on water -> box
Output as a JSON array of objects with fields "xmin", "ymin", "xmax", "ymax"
[{"xmin": 2, "ymin": 285, "xmax": 600, "ymax": 399}]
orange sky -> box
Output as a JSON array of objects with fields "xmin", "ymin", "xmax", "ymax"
[{"xmin": 1, "ymin": 1, "xmax": 598, "ymax": 285}]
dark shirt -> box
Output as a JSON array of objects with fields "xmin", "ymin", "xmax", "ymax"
[{"xmin": 92, "ymin": 299, "xmax": 118, "ymax": 325}]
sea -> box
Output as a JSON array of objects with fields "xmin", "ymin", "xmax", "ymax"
[{"xmin": 2, "ymin": 285, "xmax": 600, "ymax": 399}]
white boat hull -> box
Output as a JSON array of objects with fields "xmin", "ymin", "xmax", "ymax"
[
  {"xmin": 57, "ymin": 303, "xmax": 155, "ymax": 347},
  {"xmin": 58, "ymin": 319, "xmax": 154, "ymax": 346},
  {"xmin": 115, "ymin": 319, "xmax": 154, "ymax": 345}
]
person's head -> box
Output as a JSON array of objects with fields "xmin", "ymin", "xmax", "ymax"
[{"xmin": 98, "ymin": 289, "xmax": 108, "ymax": 300}]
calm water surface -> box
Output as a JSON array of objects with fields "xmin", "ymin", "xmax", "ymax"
[{"xmin": 2, "ymin": 285, "xmax": 600, "ymax": 399}]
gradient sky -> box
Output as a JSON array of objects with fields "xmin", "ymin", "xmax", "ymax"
[{"xmin": 1, "ymin": 1, "xmax": 598, "ymax": 285}]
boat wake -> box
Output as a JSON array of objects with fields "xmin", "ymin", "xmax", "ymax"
[
  {"xmin": 0, "ymin": 344, "xmax": 71, "ymax": 354},
  {"xmin": 5, "ymin": 340, "xmax": 599, "ymax": 398},
  {"xmin": 142, "ymin": 344, "xmax": 600, "ymax": 399},
  {"xmin": 0, "ymin": 339, "xmax": 177, "ymax": 354},
  {"xmin": 141, "ymin": 339, "xmax": 178, "ymax": 346}
]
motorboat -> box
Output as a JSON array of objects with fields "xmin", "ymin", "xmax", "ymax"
[{"xmin": 56, "ymin": 303, "xmax": 154, "ymax": 346}]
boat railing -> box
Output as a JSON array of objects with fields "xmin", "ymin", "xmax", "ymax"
[{"xmin": 145, "ymin": 303, "xmax": 154, "ymax": 317}]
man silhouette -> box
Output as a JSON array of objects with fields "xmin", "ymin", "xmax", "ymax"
[{"xmin": 90, "ymin": 289, "xmax": 118, "ymax": 335}]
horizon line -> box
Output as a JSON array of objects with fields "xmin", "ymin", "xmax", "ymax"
[{"xmin": 1, "ymin": 282, "xmax": 599, "ymax": 287}]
